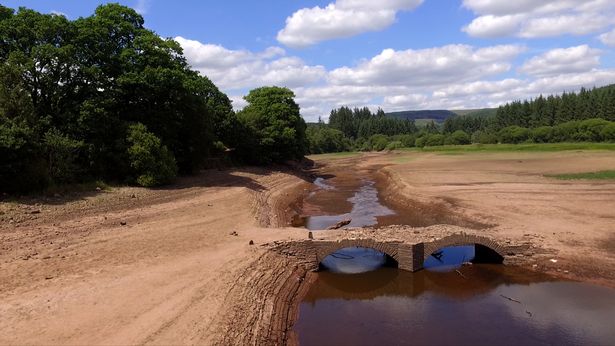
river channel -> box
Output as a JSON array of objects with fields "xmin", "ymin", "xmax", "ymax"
[{"xmin": 292, "ymin": 162, "xmax": 615, "ymax": 345}]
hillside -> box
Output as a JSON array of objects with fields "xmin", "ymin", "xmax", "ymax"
[{"xmin": 385, "ymin": 108, "xmax": 496, "ymax": 125}]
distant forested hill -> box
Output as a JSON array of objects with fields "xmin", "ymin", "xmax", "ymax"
[
  {"xmin": 386, "ymin": 108, "xmax": 496, "ymax": 123},
  {"xmin": 385, "ymin": 110, "xmax": 456, "ymax": 122}
]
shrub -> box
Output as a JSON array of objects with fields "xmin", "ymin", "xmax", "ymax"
[
  {"xmin": 471, "ymin": 131, "xmax": 498, "ymax": 144},
  {"xmin": 43, "ymin": 129, "xmax": 84, "ymax": 184},
  {"xmin": 369, "ymin": 134, "xmax": 389, "ymax": 151},
  {"xmin": 385, "ymin": 141, "xmax": 403, "ymax": 151},
  {"xmin": 424, "ymin": 133, "xmax": 445, "ymax": 146},
  {"xmin": 498, "ymin": 126, "xmax": 530, "ymax": 144},
  {"xmin": 552, "ymin": 121, "xmax": 581, "ymax": 142},
  {"xmin": 126, "ymin": 123, "xmax": 178, "ymax": 187},
  {"xmin": 601, "ymin": 123, "xmax": 615, "ymax": 142},
  {"xmin": 415, "ymin": 136, "xmax": 427, "ymax": 148},
  {"xmin": 444, "ymin": 130, "xmax": 470, "ymax": 145},
  {"xmin": 576, "ymin": 118, "xmax": 611, "ymax": 142},
  {"xmin": 390, "ymin": 134, "xmax": 416, "ymax": 147},
  {"xmin": 531, "ymin": 126, "xmax": 554, "ymax": 143}
]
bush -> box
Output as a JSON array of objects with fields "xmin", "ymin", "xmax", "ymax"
[
  {"xmin": 390, "ymin": 134, "xmax": 416, "ymax": 147},
  {"xmin": 498, "ymin": 126, "xmax": 530, "ymax": 144},
  {"xmin": 43, "ymin": 129, "xmax": 84, "ymax": 184},
  {"xmin": 126, "ymin": 123, "xmax": 178, "ymax": 187},
  {"xmin": 471, "ymin": 131, "xmax": 498, "ymax": 144},
  {"xmin": 385, "ymin": 141, "xmax": 403, "ymax": 151},
  {"xmin": 601, "ymin": 123, "xmax": 615, "ymax": 142},
  {"xmin": 415, "ymin": 136, "xmax": 427, "ymax": 148},
  {"xmin": 576, "ymin": 118, "xmax": 611, "ymax": 142},
  {"xmin": 369, "ymin": 134, "xmax": 389, "ymax": 151},
  {"xmin": 552, "ymin": 121, "xmax": 581, "ymax": 142},
  {"xmin": 424, "ymin": 133, "xmax": 445, "ymax": 146},
  {"xmin": 444, "ymin": 130, "xmax": 470, "ymax": 145},
  {"xmin": 531, "ymin": 126, "xmax": 554, "ymax": 143}
]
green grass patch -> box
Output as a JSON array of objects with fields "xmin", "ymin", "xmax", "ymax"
[
  {"xmin": 546, "ymin": 170, "xmax": 615, "ymax": 180},
  {"xmin": 400, "ymin": 142, "xmax": 615, "ymax": 153},
  {"xmin": 308, "ymin": 151, "xmax": 360, "ymax": 160}
]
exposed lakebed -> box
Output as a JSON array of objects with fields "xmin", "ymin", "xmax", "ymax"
[{"xmin": 291, "ymin": 160, "xmax": 615, "ymax": 345}]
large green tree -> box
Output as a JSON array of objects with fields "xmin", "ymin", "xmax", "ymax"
[{"xmin": 237, "ymin": 87, "xmax": 307, "ymax": 164}]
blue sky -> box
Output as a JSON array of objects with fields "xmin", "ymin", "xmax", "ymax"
[{"xmin": 5, "ymin": 0, "xmax": 615, "ymax": 121}]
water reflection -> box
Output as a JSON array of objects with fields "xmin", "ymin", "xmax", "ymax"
[
  {"xmin": 320, "ymin": 247, "xmax": 389, "ymax": 274},
  {"xmin": 295, "ymin": 266, "xmax": 615, "ymax": 346},
  {"xmin": 305, "ymin": 180, "xmax": 395, "ymax": 230},
  {"xmin": 424, "ymin": 245, "xmax": 475, "ymax": 272}
]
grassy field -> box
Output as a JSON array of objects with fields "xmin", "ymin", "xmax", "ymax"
[
  {"xmin": 546, "ymin": 170, "xmax": 615, "ymax": 180},
  {"xmin": 400, "ymin": 143, "xmax": 615, "ymax": 153}
]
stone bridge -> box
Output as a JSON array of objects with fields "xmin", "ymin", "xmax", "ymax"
[{"xmin": 301, "ymin": 233, "xmax": 508, "ymax": 272}]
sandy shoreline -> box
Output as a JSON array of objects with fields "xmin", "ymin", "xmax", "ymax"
[{"xmin": 1, "ymin": 151, "xmax": 614, "ymax": 344}]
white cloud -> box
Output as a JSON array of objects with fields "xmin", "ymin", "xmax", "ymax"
[
  {"xmin": 462, "ymin": 0, "xmax": 615, "ymax": 38},
  {"xmin": 519, "ymin": 45, "xmax": 601, "ymax": 77},
  {"xmin": 599, "ymin": 28, "xmax": 615, "ymax": 46},
  {"xmin": 135, "ymin": 0, "xmax": 150, "ymax": 15},
  {"xmin": 50, "ymin": 10, "xmax": 67, "ymax": 17},
  {"xmin": 175, "ymin": 36, "xmax": 326, "ymax": 91},
  {"xmin": 176, "ymin": 36, "xmax": 615, "ymax": 122},
  {"xmin": 328, "ymin": 44, "xmax": 524, "ymax": 86},
  {"xmin": 277, "ymin": 0, "xmax": 423, "ymax": 48}
]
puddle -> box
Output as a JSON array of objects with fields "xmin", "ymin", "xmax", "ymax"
[{"xmin": 294, "ymin": 266, "xmax": 615, "ymax": 345}]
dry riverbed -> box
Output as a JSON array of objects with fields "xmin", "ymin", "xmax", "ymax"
[{"xmin": 1, "ymin": 150, "xmax": 614, "ymax": 344}]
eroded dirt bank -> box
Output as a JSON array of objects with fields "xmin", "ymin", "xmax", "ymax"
[
  {"xmin": 0, "ymin": 166, "xmax": 312, "ymax": 345},
  {"xmin": 2, "ymin": 151, "xmax": 615, "ymax": 345}
]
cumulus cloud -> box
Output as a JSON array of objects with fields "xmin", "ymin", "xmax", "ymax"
[
  {"xmin": 519, "ymin": 45, "xmax": 601, "ymax": 77},
  {"xmin": 599, "ymin": 28, "xmax": 615, "ymax": 46},
  {"xmin": 277, "ymin": 0, "xmax": 423, "ymax": 48},
  {"xmin": 328, "ymin": 44, "xmax": 524, "ymax": 86},
  {"xmin": 462, "ymin": 0, "xmax": 615, "ymax": 38},
  {"xmin": 176, "ymin": 36, "xmax": 615, "ymax": 122},
  {"xmin": 175, "ymin": 36, "xmax": 326, "ymax": 91}
]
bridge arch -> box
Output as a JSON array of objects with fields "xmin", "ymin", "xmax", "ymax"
[
  {"xmin": 314, "ymin": 239, "xmax": 401, "ymax": 269},
  {"xmin": 423, "ymin": 234, "xmax": 505, "ymax": 264}
]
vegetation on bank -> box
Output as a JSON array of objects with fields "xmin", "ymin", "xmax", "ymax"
[
  {"xmin": 0, "ymin": 4, "xmax": 307, "ymax": 193},
  {"xmin": 546, "ymin": 170, "xmax": 615, "ymax": 180},
  {"xmin": 307, "ymin": 85, "xmax": 615, "ymax": 155}
]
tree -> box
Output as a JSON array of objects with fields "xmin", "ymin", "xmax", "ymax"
[{"xmin": 237, "ymin": 86, "xmax": 307, "ymax": 163}]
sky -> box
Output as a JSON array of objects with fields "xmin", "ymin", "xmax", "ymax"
[{"xmin": 5, "ymin": 0, "xmax": 615, "ymax": 121}]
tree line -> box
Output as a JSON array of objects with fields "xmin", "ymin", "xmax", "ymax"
[
  {"xmin": 0, "ymin": 4, "xmax": 307, "ymax": 193},
  {"xmin": 307, "ymin": 85, "xmax": 615, "ymax": 154}
]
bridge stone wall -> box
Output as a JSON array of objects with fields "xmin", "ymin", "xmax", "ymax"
[{"xmin": 303, "ymin": 233, "xmax": 506, "ymax": 272}]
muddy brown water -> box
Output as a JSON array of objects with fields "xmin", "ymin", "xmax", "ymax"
[
  {"xmin": 294, "ymin": 266, "xmax": 615, "ymax": 346},
  {"xmin": 292, "ymin": 160, "xmax": 615, "ymax": 345}
]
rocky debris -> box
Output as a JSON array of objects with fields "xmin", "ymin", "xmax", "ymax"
[
  {"xmin": 120, "ymin": 221, "xmax": 127, "ymax": 226},
  {"xmin": 130, "ymin": 193, "xmax": 136, "ymax": 198},
  {"xmin": 327, "ymin": 219, "xmax": 351, "ymax": 230},
  {"xmin": 230, "ymin": 231, "xmax": 238, "ymax": 236},
  {"xmin": 29, "ymin": 210, "xmax": 41, "ymax": 215},
  {"xmin": 249, "ymin": 240, "xmax": 254, "ymax": 245}
]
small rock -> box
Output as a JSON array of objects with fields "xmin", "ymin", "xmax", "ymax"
[
  {"xmin": 532, "ymin": 264, "xmax": 538, "ymax": 268},
  {"xmin": 207, "ymin": 204, "xmax": 213, "ymax": 207},
  {"xmin": 30, "ymin": 210, "xmax": 41, "ymax": 215},
  {"xmin": 249, "ymin": 240, "xmax": 254, "ymax": 245},
  {"xmin": 549, "ymin": 259, "xmax": 557, "ymax": 263},
  {"xmin": 308, "ymin": 231, "xmax": 313, "ymax": 239},
  {"xmin": 120, "ymin": 221, "xmax": 127, "ymax": 226},
  {"xmin": 95, "ymin": 187, "xmax": 102, "ymax": 191},
  {"xmin": 130, "ymin": 193, "xmax": 136, "ymax": 198},
  {"xmin": 45, "ymin": 276, "xmax": 53, "ymax": 280},
  {"xmin": 564, "ymin": 270, "xmax": 569, "ymax": 274},
  {"xmin": 413, "ymin": 230, "xmax": 420, "ymax": 234}
]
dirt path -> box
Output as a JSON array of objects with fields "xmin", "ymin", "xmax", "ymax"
[{"xmin": 0, "ymin": 167, "xmax": 310, "ymax": 345}]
